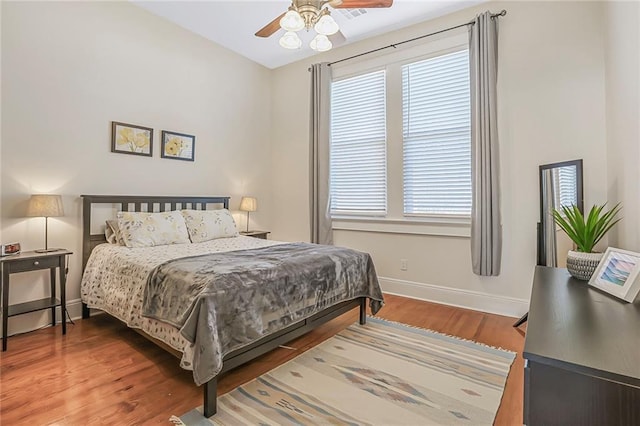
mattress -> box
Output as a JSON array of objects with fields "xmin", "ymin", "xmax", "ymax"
[{"xmin": 80, "ymin": 235, "xmax": 282, "ymax": 369}]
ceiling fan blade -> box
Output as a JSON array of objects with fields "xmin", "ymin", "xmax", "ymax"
[
  {"xmin": 255, "ymin": 12, "xmax": 286, "ymax": 38},
  {"xmin": 331, "ymin": 0, "xmax": 393, "ymax": 8}
]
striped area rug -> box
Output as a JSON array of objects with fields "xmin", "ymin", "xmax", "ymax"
[{"xmin": 175, "ymin": 317, "xmax": 515, "ymax": 425}]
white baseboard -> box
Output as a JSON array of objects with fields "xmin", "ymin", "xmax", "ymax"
[
  {"xmin": 379, "ymin": 276, "xmax": 529, "ymax": 318},
  {"xmin": 4, "ymin": 298, "xmax": 86, "ymax": 338}
]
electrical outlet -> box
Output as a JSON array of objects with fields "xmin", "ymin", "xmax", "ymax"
[{"xmin": 400, "ymin": 259, "xmax": 408, "ymax": 271}]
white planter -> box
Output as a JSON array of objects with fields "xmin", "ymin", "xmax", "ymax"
[{"xmin": 566, "ymin": 251, "xmax": 603, "ymax": 281}]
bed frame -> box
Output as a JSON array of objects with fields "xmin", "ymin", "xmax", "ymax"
[{"xmin": 80, "ymin": 194, "xmax": 367, "ymax": 418}]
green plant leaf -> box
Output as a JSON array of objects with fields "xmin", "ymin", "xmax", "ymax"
[
  {"xmin": 584, "ymin": 204, "xmax": 602, "ymax": 251},
  {"xmin": 552, "ymin": 207, "xmax": 583, "ymax": 251},
  {"xmin": 591, "ymin": 203, "xmax": 622, "ymax": 247},
  {"xmin": 552, "ymin": 203, "xmax": 622, "ymax": 253}
]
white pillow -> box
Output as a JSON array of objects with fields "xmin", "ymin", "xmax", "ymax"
[
  {"xmin": 181, "ymin": 209, "xmax": 239, "ymax": 243},
  {"xmin": 104, "ymin": 220, "xmax": 125, "ymax": 245},
  {"xmin": 117, "ymin": 210, "xmax": 191, "ymax": 248}
]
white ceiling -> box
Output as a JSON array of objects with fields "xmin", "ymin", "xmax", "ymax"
[{"xmin": 133, "ymin": 1, "xmax": 485, "ymax": 69}]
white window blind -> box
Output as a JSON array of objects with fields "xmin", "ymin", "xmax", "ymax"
[
  {"xmin": 554, "ymin": 166, "xmax": 578, "ymax": 209},
  {"xmin": 330, "ymin": 70, "xmax": 387, "ymax": 216},
  {"xmin": 402, "ymin": 49, "xmax": 471, "ymax": 216}
]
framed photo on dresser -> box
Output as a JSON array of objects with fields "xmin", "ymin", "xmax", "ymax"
[{"xmin": 589, "ymin": 247, "xmax": 640, "ymax": 302}]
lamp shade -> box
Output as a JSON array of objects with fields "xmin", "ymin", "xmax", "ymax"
[
  {"xmin": 280, "ymin": 10, "xmax": 305, "ymax": 32},
  {"xmin": 310, "ymin": 34, "xmax": 332, "ymax": 52},
  {"xmin": 314, "ymin": 14, "xmax": 339, "ymax": 36},
  {"xmin": 27, "ymin": 194, "xmax": 64, "ymax": 217},
  {"xmin": 279, "ymin": 31, "xmax": 302, "ymax": 49},
  {"xmin": 239, "ymin": 197, "xmax": 257, "ymax": 212}
]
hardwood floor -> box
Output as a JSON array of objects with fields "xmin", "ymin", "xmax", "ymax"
[{"xmin": 0, "ymin": 294, "xmax": 526, "ymax": 425}]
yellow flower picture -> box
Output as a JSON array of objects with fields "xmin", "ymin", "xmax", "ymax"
[
  {"xmin": 161, "ymin": 130, "xmax": 195, "ymax": 162},
  {"xmin": 111, "ymin": 122, "xmax": 153, "ymax": 157},
  {"xmin": 164, "ymin": 137, "xmax": 183, "ymax": 156}
]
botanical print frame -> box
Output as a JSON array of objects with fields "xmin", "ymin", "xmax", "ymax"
[
  {"xmin": 589, "ymin": 247, "xmax": 640, "ymax": 302},
  {"xmin": 161, "ymin": 130, "xmax": 195, "ymax": 162},
  {"xmin": 111, "ymin": 121, "xmax": 153, "ymax": 157}
]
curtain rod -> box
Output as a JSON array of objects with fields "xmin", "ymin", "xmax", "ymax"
[{"xmin": 324, "ymin": 9, "xmax": 506, "ymax": 68}]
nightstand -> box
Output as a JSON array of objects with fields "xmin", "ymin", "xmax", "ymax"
[
  {"xmin": 240, "ymin": 231, "xmax": 270, "ymax": 239},
  {"xmin": 1, "ymin": 249, "xmax": 72, "ymax": 351}
]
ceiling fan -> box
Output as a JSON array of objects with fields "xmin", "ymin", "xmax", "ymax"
[{"xmin": 256, "ymin": 0, "xmax": 394, "ymax": 52}]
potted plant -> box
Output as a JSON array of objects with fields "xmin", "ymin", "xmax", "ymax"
[{"xmin": 552, "ymin": 203, "xmax": 622, "ymax": 280}]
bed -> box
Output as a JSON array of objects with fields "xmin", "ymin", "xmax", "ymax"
[{"xmin": 79, "ymin": 194, "xmax": 384, "ymax": 417}]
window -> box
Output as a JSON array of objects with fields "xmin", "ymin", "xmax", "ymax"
[
  {"xmin": 402, "ymin": 50, "xmax": 471, "ymax": 216},
  {"xmin": 554, "ymin": 166, "xmax": 578, "ymax": 209},
  {"xmin": 330, "ymin": 70, "xmax": 387, "ymax": 216},
  {"xmin": 329, "ymin": 39, "xmax": 471, "ymax": 229}
]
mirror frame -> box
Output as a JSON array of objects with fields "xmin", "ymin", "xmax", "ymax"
[{"xmin": 537, "ymin": 159, "xmax": 584, "ymax": 266}]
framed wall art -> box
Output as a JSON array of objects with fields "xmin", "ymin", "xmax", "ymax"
[
  {"xmin": 111, "ymin": 121, "xmax": 153, "ymax": 157},
  {"xmin": 161, "ymin": 130, "xmax": 195, "ymax": 162},
  {"xmin": 589, "ymin": 247, "xmax": 640, "ymax": 302}
]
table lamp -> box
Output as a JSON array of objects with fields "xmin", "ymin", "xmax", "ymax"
[
  {"xmin": 239, "ymin": 197, "xmax": 257, "ymax": 233},
  {"xmin": 27, "ymin": 194, "xmax": 64, "ymax": 253}
]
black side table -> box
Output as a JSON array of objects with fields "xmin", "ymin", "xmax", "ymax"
[{"xmin": 1, "ymin": 249, "xmax": 72, "ymax": 351}]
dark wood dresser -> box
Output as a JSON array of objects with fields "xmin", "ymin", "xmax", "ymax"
[{"xmin": 523, "ymin": 266, "xmax": 640, "ymax": 425}]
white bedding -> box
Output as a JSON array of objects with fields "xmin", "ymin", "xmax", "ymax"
[{"xmin": 80, "ymin": 235, "xmax": 282, "ymax": 369}]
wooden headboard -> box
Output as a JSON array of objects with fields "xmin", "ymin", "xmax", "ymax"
[{"xmin": 81, "ymin": 195, "xmax": 230, "ymax": 271}]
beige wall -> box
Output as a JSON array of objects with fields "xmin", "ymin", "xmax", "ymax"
[
  {"xmin": 271, "ymin": 1, "xmax": 609, "ymax": 315},
  {"xmin": 605, "ymin": 0, "xmax": 640, "ymax": 251},
  {"xmin": 2, "ymin": 0, "xmax": 632, "ymax": 334},
  {"xmin": 1, "ymin": 1, "xmax": 272, "ymax": 334}
]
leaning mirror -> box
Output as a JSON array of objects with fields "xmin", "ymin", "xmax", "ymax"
[{"xmin": 537, "ymin": 159, "xmax": 583, "ymax": 267}]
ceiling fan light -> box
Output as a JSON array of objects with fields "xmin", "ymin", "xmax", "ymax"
[
  {"xmin": 314, "ymin": 14, "xmax": 339, "ymax": 36},
  {"xmin": 310, "ymin": 34, "xmax": 332, "ymax": 52},
  {"xmin": 279, "ymin": 31, "xmax": 302, "ymax": 49},
  {"xmin": 280, "ymin": 10, "xmax": 305, "ymax": 32}
]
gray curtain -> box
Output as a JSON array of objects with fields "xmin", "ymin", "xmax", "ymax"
[
  {"xmin": 542, "ymin": 169, "xmax": 558, "ymax": 267},
  {"xmin": 309, "ymin": 62, "xmax": 333, "ymax": 245},
  {"xmin": 470, "ymin": 12, "xmax": 501, "ymax": 276}
]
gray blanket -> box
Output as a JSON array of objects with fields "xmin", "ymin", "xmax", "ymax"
[{"xmin": 141, "ymin": 242, "xmax": 384, "ymax": 385}]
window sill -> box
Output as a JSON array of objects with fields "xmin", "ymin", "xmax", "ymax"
[{"xmin": 331, "ymin": 217, "xmax": 471, "ymax": 238}]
